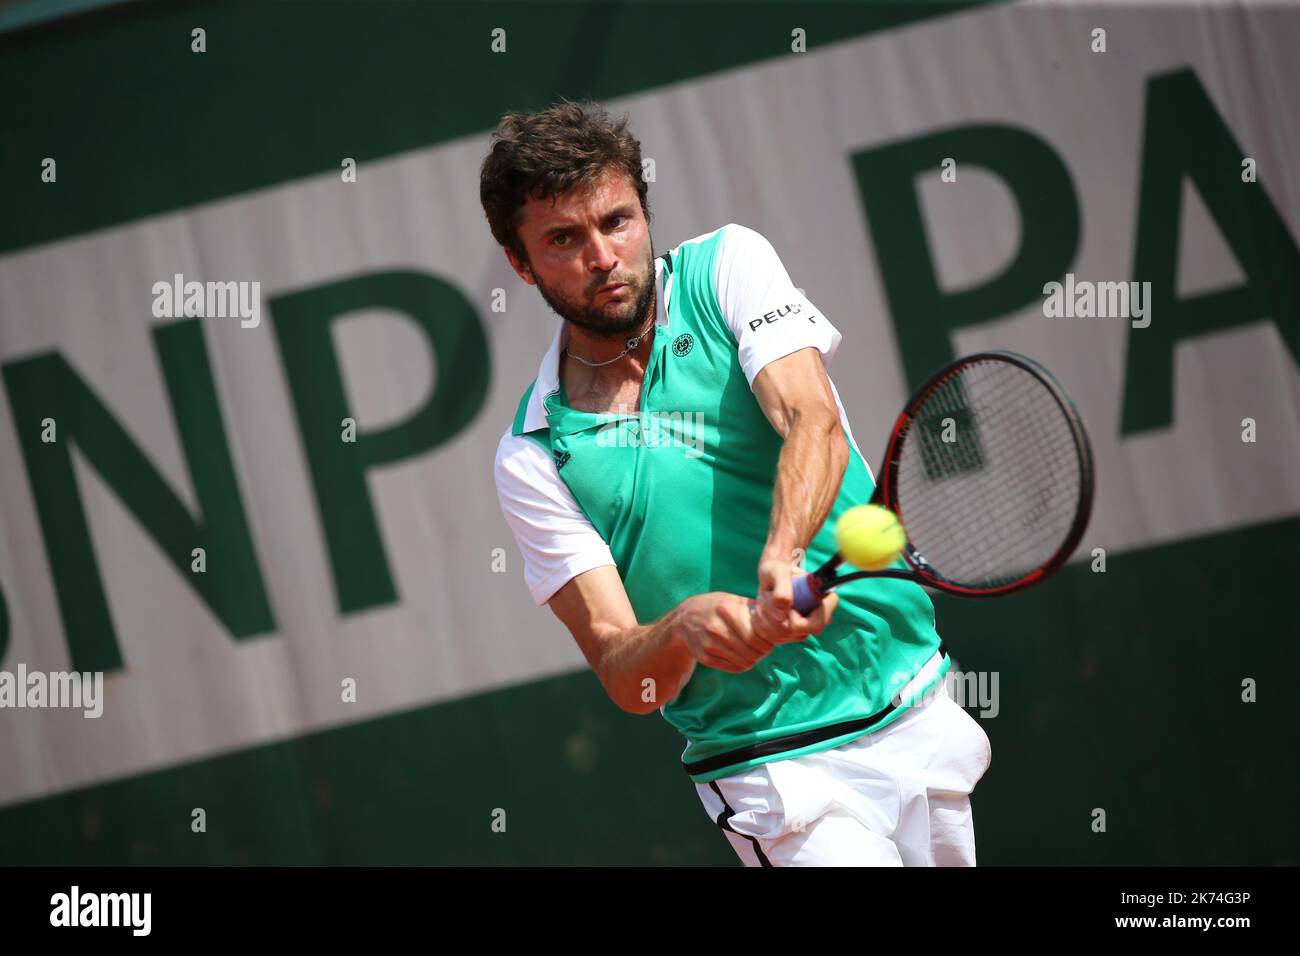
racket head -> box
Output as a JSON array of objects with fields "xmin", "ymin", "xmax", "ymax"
[{"xmin": 865, "ymin": 350, "xmax": 1094, "ymax": 598}]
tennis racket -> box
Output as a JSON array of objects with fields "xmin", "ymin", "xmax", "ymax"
[{"xmin": 791, "ymin": 350, "xmax": 1094, "ymax": 613}]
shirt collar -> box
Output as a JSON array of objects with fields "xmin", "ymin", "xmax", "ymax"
[{"xmin": 519, "ymin": 253, "xmax": 672, "ymax": 435}]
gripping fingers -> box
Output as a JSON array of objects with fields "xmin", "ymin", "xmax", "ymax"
[
  {"xmin": 790, "ymin": 591, "xmax": 839, "ymax": 636},
  {"xmin": 717, "ymin": 602, "xmax": 774, "ymax": 660},
  {"xmin": 697, "ymin": 637, "xmax": 751, "ymax": 672},
  {"xmin": 751, "ymin": 596, "xmax": 796, "ymax": 644},
  {"xmin": 697, "ymin": 607, "xmax": 770, "ymax": 672},
  {"xmin": 697, "ymin": 651, "xmax": 747, "ymax": 673}
]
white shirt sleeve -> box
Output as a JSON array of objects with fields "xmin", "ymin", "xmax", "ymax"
[
  {"xmin": 713, "ymin": 223, "xmax": 843, "ymax": 386},
  {"xmin": 494, "ymin": 429, "xmax": 617, "ymax": 606}
]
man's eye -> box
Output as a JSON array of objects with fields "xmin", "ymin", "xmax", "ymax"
[{"xmin": 552, "ymin": 234, "xmax": 569, "ymax": 246}]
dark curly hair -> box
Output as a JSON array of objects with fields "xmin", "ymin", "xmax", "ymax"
[{"xmin": 479, "ymin": 98, "xmax": 652, "ymax": 265}]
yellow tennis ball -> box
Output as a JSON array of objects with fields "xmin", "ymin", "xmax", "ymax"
[{"xmin": 836, "ymin": 505, "xmax": 907, "ymax": 571}]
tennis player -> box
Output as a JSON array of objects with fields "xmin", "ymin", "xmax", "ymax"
[{"xmin": 484, "ymin": 100, "xmax": 991, "ymax": 866}]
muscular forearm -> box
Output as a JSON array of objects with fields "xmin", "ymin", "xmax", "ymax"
[
  {"xmin": 763, "ymin": 409, "xmax": 850, "ymax": 564},
  {"xmin": 597, "ymin": 608, "xmax": 697, "ymax": 715}
]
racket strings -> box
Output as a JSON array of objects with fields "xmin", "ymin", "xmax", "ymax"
[
  {"xmin": 894, "ymin": 360, "xmax": 1086, "ymax": 590},
  {"xmin": 902, "ymin": 388, "xmax": 1077, "ymax": 582},
  {"xmin": 904, "ymin": 409, "xmax": 1078, "ymax": 573}
]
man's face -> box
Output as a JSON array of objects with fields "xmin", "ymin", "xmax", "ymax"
[{"xmin": 509, "ymin": 167, "xmax": 655, "ymax": 337}]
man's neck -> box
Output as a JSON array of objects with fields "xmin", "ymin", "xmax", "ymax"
[
  {"xmin": 562, "ymin": 323, "xmax": 655, "ymax": 398},
  {"xmin": 561, "ymin": 287, "xmax": 657, "ymax": 396}
]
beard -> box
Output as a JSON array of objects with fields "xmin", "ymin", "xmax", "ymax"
[{"xmin": 534, "ymin": 252, "xmax": 657, "ymax": 338}]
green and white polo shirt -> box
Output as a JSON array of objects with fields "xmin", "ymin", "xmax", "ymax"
[{"xmin": 494, "ymin": 223, "xmax": 949, "ymax": 783}]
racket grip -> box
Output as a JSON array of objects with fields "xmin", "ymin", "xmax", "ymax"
[{"xmin": 792, "ymin": 573, "xmax": 826, "ymax": 615}]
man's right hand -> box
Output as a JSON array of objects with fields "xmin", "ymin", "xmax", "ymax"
[{"xmin": 673, "ymin": 591, "xmax": 839, "ymax": 674}]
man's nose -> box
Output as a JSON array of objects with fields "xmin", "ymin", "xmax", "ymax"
[{"xmin": 588, "ymin": 233, "xmax": 619, "ymax": 272}]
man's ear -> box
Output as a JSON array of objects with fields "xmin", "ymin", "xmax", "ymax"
[{"xmin": 505, "ymin": 247, "xmax": 536, "ymax": 286}]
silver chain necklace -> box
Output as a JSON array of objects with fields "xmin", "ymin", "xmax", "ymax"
[{"xmin": 564, "ymin": 317, "xmax": 655, "ymax": 368}]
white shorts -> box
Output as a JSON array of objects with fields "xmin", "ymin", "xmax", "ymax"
[{"xmin": 694, "ymin": 664, "xmax": 993, "ymax": 866}]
